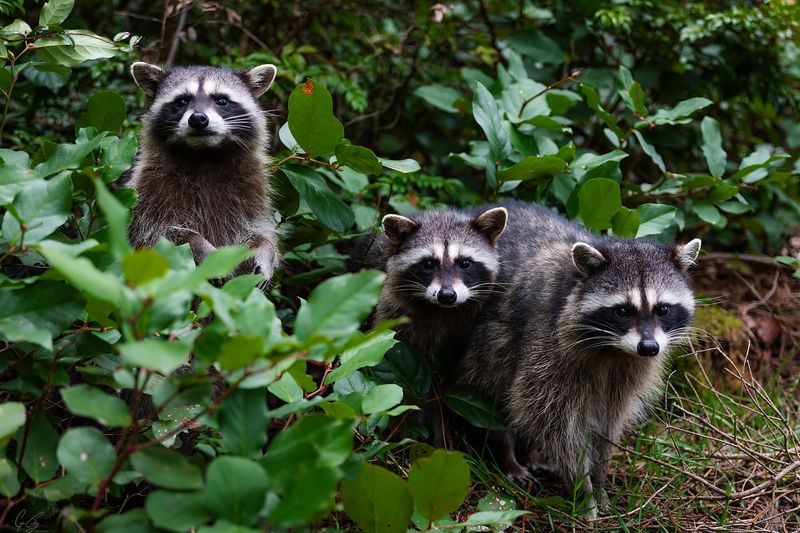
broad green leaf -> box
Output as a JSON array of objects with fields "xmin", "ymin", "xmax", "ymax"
[
  {"xmin": 283, "ymin": 165, "xmax": 354, "ymax": 233},
  {"xmin": 267, "ymin": 372, "xmax": 303, "ymax": 403},
  {"xmin": 581, "ymin": 85, "xmax": 624, "ymax": 143},
  {"xmin": 0, "ymin": 402, "xmax": 25, "ymax": 439},
  {"xmin": 718, "ymin": 199, "xmax": 751, "ymax": 214},
  {"xmin": 693, "ymin": 201, "xmax": 726, "ymax": 227},
  {"xmin": 37, "ymin": 244, "xmax": 127, "ymax": 307},
  {"xmin": 34, "ymin": 133, "xmax": 104, "ymax": 177},
  {"xmin": 278, "ymin": 122, "xmax": 303, "ymax": 153},
  {"xmin": 326, "ymin": 331, "xmax": 396, "ymax": 384},
  {"xmin": 709, "ymin": 183, "xmax": 738, "ymax": 202},
  {"xmin": 76, "ymin": 90, "xmax": 126, "ymax": 134},
  {"xmin": 18, "ymin": 411, "xmax": 59, "ymax": 482},
  {"xmin": 287, "ymin": 79, "xmax": 344, "ymax": 156},
  {"xmin": 268, "ymin": 465, "xmax": 339, "ymax": 527},
  {"xmin": 62, "ymin": 384, "xmax": 132, "ymax": 427},
  {"xmin": 414, "ymin": 84, "xmax": 462, "ymax": 113},
  {"xmin": 633, "ymin": 131, "xmax": 666, "ymax": 173},
  {"xmin": 0, "ymin": 19, "xmax": 32, "ymax": 38},
  {"xmin": 473, "ymin": 82, "xmax": 512, "ymax": 163},
  {"xmin": 504, "ymin": 30, "xmax": 566, "ymax": 64},
  {"xmin": 39, "ymin": 0, "xmax": 75, "ymax": 25},
  {"xmin": 378, "ymin": 157, "xmax": 420, "ymax": 173},
  {"xmin": 123, "ymin": 249, "xmax": 169, "ymax": 286},
  {"xmin": 0, "ymin": 458, "xmax": 20, "ymax": 497},
  {"xmin": 442, "ymin": 386, "xmax": 506, "ymax": 430},
  {"xmin": 130, "ymin": 447, "xmax": 203, "ymax": 490},
  {"xmin": 24, "ymin": 474, "xmax": 91, "ymax": 501},
  {"xmin": 294, "ymin": 270, "xmax": 384, "ymax": 341},
  {"xmin": 578, "ymin": 178, "xmax": 621, "ymax": 230},
  {"xmin": 94, "ymin": 178, "xmax": 131, "ymax": 258},
  {"xmin": 616, "ymin": 67, "xmax": 647, "ymax": 117},
  {"xmin": 501, "ymin": 79, "xmax": 550, "ymax": 123},
  {"xmin": 572, "ymin": 150, "xmax": 628, "ymax": 177},
  {"xmin": 56, "ymin": 427, "xmax": 116, "ymax": 485},
  {"xmin": 635, "ymin": 203, "xmax": 677, "ymax": 237},
  {"xmin": 0, "ymin": 165, "xmax": 38, "ymax": 204},
  {"xmin": 97, "ymin": 509, "xmax": 155, "ymax": 533},
  {"xmin": 35, "ymin": 30, "xmax": 122, "ymax": 67},
  {"xmin": 408, "ymin": 449, "xmax": 470, "ymax": 522},
  {"xmin": 341, "ymin": 464, "xmax": 413, "ymax": 533},
  {"xmin": 611, "ymin": 207, "xmax": 640, "ymax": 238},
  {"xmin": 203, "ymin": 456, "xmax": 269, "ymax": 526},
  {"xmin": 218, "ymin": 335, "xmax": 265, "ymax": 371},
  {"xmin": 1, "ymin": 172, "xmax": 72, "ymax": 245},
  {"xmin": 335, "ymin": 142, "xmax": 382, "ymax": 175},
  {"xmin": 118, "ymin": 339, "xmax": 191, "ymax": 374},
  {"xmin": 497, "ymin": 155, "xmax": 566, "ymax": 182},
  {"xmin": 146, "ymin": 490, "xmax": 210, "ymax": 532},
  {"xmin": 651, "ymin": 97, "xmax": 712, "ymax": 125},
  {"xmin": 700, "ymin": 117, "xmax": 727, "ymax": 177},
  {"xmin": 219, "ymin": 388, "xmax": 269, "ymax": 457},
  {"xmin": 368, "ymin": 343, "xmax": 432, "ymax": 399},
  {"xmin": 463, "ymin": 510, "xmax": 530, "ymax": 526},
  {"xmin": 362, "ymin": 384, "xmax": 403, "ymax": 414},
  {"xmin": 0, "ymin": 280, "xmax": 82, "ymax": 350}
]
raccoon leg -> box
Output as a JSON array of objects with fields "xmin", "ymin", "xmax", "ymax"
[
  {"xmin": 551, "ymin": 436, "xmax": 598, "ymax": 520},
  {"xmin": 496, "ymin": 430, "xmax": 532, "ymax": 483},
  {"xmin": 186, "ymin": 233, "xmax": 217, "ymax": 264},
  {"xmin": 590, "ymin": 438, "xmax": 612, "ymax": 511},
  {"xmin": 248, "ymin": 234, "xmax": 279, "ymax": 284}
]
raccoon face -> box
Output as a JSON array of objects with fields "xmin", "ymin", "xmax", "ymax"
[
  {"xmin": 131, "ymin": 63, "xmax": 276, "ymax": 149},
  {"xmin": 382, "ymin": 207, "xmax": 507, "ymax": 308},
  {"xmin": 571, "ymin": 238, "xmax": 701, "ymax": 358}
]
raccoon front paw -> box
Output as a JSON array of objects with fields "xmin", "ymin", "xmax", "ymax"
[
  {"xmin": 506, "ymin": 464, "xmax": 535, "ymax": 485},
  {"xmin": 253, "ymin": 242, "xmax": 279, "ymax": 283},
  {"xmin": 595, "ymin": 488, "xmax": 610, "ymax": 512}
]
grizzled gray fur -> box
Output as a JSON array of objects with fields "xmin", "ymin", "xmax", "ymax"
[
  {"xmin": 458, "ymin": 200, "xmax": 700, "ymax": 518},
  {"xmin": 126, "ymin": 62, "xmax": 280, "ymax": 281}
]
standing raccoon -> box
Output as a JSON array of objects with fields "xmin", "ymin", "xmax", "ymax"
[
  {"xmin": 459, "ymin": 201, "xmax": 700, "ymax": 518},
  {"xmin": 126, "ymin": 62, "xmax": 280, "ymax": 280},
  {"xmin": 372, "ymin": 207, "xmax": 508, "ymax": 361}
]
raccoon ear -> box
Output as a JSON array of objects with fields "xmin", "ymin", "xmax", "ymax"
[
  {"xmin": 674, "ymin": 238, "xmax": 701, "ymax": 271},
  {"xmin": 571, "ymin": 242, "xmax": 607, "ymax": 276},
  {"xmin": 472, "ymin": 207, "xmax": 508, "ymax": 245},
  {"xmin": 245, "ymin": 64, "xmax": 277, "ymax": 97},
  {"xmin": 131, "ymin": 62, "xmax": 164, "ymax": 98},
  {"xmin": 382, "ymin": 214, "xmax": 419, "ymax": 244}
]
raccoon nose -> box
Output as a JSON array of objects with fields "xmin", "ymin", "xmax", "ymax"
[
  {"xmin": 437, "ymin": 288, "xmax": 457, "ymax": 305},
  {"xmin": 188, "ymin": 112, "xmax": 209, "ymax": 129},
  {"xmin": 637, "ymin": 339, "xmax": 660, "ymax": 357}
]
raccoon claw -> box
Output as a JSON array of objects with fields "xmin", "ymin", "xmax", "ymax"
[{"xmin": 506, "ymin": 465, "xmax": 535, "ymax": 486}]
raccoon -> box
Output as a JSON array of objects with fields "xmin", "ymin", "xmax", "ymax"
[
  {"xmin": 125, "ymin": 62, "xmax": 280, "ymax": 280},
  {"xmin": 372, "ymin": 207, "xmax": 508, "ymax": 361},
  {"xmin": 458, "ymin": 201, "xmax": 700, "ymax": 518}
]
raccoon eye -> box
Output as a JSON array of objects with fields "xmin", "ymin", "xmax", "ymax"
[
  {"xmin": 655, "ymin": 304, "xmax": 671, "ymax": 317},
  {"xmin": 175, "ymin": 97, "xmax": 189, "ymax": 107},
  {"xmin": 422, "ymin": 259, "xmax": 435, "ymax": 270},
  {"xmin": 459, "ymin": 259, "xmax": 472, "ymax": 269},
  {"xmin": 215, "ymin": 97, "xmax": 229, "ymax": 106},
  {"xmin": 614, "ymin": 306, "xmax": 633, "ymax": 318}
]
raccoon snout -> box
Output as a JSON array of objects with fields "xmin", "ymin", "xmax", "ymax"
[
  {"xmin": 437, "ymin": 287, "xmax": 457, "ymax": 305},
  {"xmin": 188, "ymin": 112, "xmax": 209, "ymax": 129},
  {"xmin": 637, "ymin": 339, "xmax": 659, "ymax": 357}
]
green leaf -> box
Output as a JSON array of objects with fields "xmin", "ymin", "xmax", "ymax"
[
  {"xmin": 362, "ymin": 384, "xmax": 404, "ymax": 414},
  {"xmin": 578, "ymin": 178, "xmax": 621, "ymax": 230},
  {"xmin": 218, "ymin": 335, "xmax": 265, "ymax": 371},
  {"xmin": 1, "ymin": 172, "xmax": 72, "ymax": 245},
  {"xmin": 414, "ymin": 84, "xmax": 462, "ymax": 113},
  {"xmin": 497, "ymin": 155, "xmax": 566, "ymax": 182},
  {"xmin": 37, "ymin": 243, "xmax": 127, "ymax": 307},
  {"xmin": 0, "ymin": 402, "xmax": 25, "ymax": 440},
  {"xmin": 700, "ymin": 117, "xmax": 727, "ymax": 177},
  {"xmin": 123, "ymin": 249, "xmax": 169, "ymax": 286},
  {"xmin": 62, "ymin": 384, "xmax": 132, "ymax": 427},
  {"xmin": 635, "ymin": 203, "xmax": 677, "ymax": 237},
  {"xmin": 616, "ymin": 67, "xmax": 647, "ymax": 117},
  {"xmin": 219, "ymin": 388, "xmax": 269, "ymax": 457},
  {"xmin": 368, "ymin": 343, "xmax": 432, "ymax": 399},
  {"xmin": 146, "ymin": 490, "xmax": 210, "ymax": 532},
  {"xmin": 130, "ymin": 447, "xmax": 203, "ymax": 490},
  {"xmin": 0, "ymin": 165, "xmax": 39, "ymax": 204},
  {"xmin": 463, "ymin": 510, "xmax": 530, "ymax": 527},
  {"xmin": 76, "ymin": 90, "xmax": 126, "ymax": 134},
  {"xmin": 632, "ymin": 131, "xmax": 666, "ymax": 173},
  {"xmin": 611, "ymin": 207, "xmax": 640, "ymax": 238},
  {"xmin": 39, "ymin": 0, "xmax": 74, "ymax": 25},
  {"xmin": 0, "ymin": 68, "xmax": 11, "ymax": 96},
  {"xmin": 472, "ymin": 82, "xmax": 512, "ymax": 164},
  {"xmin": 0, "ymin": 281, "xmax": 82, "ymax": 350},
  {"xmin": 504, "ymin": 30, "xmax": 566, "ymax": 64},
  {"xmin": 34, "ymin": 30, "xmax": 122, "ymax": 67},
  {"xmin": 408, "ymin": 449, "xmax": 470, "ymax": 522},
  {"xmin": 581, "ymin": 85, "xmax": 624, "ymax": 143},
  {"xmin": 341, "ymin": 464, "xmax": 413, "ymax": 533},
  {"xmin": 283, "ymin": 165, "xmax": 354, "ymax": 233},
  {"xmin": 0, "ymin": 459, "xmax": 20, "ymax": 497},
  {"xmin": 97, "ymin": 509, "xmax": 155, "ymax": 533},
  {"xmin": 378, "ymin": 157, "xmax": 421, "ymax": 173},
  {"xmin": 34, "ymin": 134, "xmax": 104, "ymax": 177},
  {"xmin": 294, "ymin": 270, "xmax": 384, "ymax": 342},
  {"xmin": 335, "ymin": 142, "xmax": 382, "ymax": 175},
  {"xmin": 94, "ymin": 178, "xmax": 131, "ymax": 258},
  {"xmin": 442, "ymin": 386, "xmax": 506, "ymax": 430},
  {"xmin": 501, "ymin": 79, "xmax": 550, "ymax": 123},
  {"xmin": 326, "ymin": 331, "xmax": 396, "ymax": 384},
  {"xmin": 118, "ymin": 339, "xmax": 191, "ymax": 374},
  {"xmin": 56, "ymin": 427, "xmax": 116, "ymax": 485},
  {"xmin": 203, "ymin": 456, "xmax": 269, "ymax": 526},
  {"xmin": 268, "ymin": 465, "xmax": 339, "ymax": 527},
  {"xmin": 709, "ymin": 183, "xmax": 738, "ymax": 202},
  {"xmin": 18, "ymin": 411, "xmax": 59, "ymax": 482},
  {"xmin": 651, "ymin": 97, "xmax": 712, "ymax": 125},
  {"xmin": 693, "ymin": 201, "xmax": 726, "ymax": 227},
  {"xmin": 287, "ymin": 79, "xmax": 344, "ymax": 156}
]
